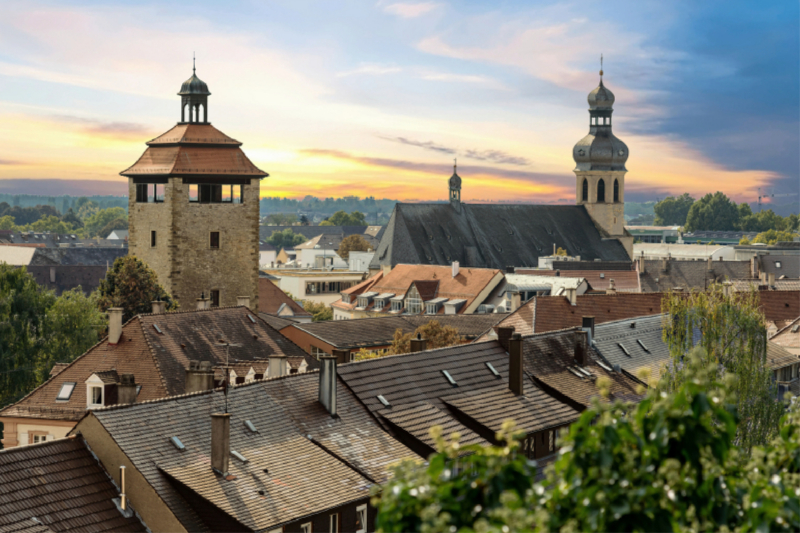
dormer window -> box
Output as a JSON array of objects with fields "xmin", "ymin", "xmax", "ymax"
[
  {"xmin": 89, "ymin": 386, "xmax": 103, "ymax": 408},
  {"xmin": 390, "ymin": 297, "xmax": 404, "ymax": 313},
  {"xmin": 406, "ymin": 286, "xmax": 422, "ymax": 314},
  {"xmin": 85, "ymin": 373, "xmax": 110, "ymax": 408}
]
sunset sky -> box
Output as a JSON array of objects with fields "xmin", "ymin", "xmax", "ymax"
[{"xmin": 0, "ymin": 0, "xmax": 797, "ymax": 205}]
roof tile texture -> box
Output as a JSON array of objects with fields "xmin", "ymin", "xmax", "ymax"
[
  {"xmin": 258, "ymin": 278, "xmax": 311, "ymax": 317},
  {"xmin": 517, "ymin": 269, "xmax": 640, "ymax": 292}
]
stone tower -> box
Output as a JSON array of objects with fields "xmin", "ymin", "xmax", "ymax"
[
  {"xmin": 573, "ymin": 66, "xmax": 632, "ymax": 257},
  {"xmin": 121, "ymin": 65, "xmax": 268, "ymax": 310},
  {"xmin": 449, "ymin": 161, "xmax": 462, "ymax": 213}
]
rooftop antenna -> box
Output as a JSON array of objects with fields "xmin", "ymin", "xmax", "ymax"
[
  {"xmin": 600, "ymin": 54, "xmax": 603, "ymax": 78},
  {"xmin": 193, "ymin": 52, "xmax": 196, "ymax": 74},
  {"xmin": 218, "ymin": 339, "xmax": 243, "ymax": 414}
]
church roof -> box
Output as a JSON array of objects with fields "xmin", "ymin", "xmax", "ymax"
[{"xmin": 370, "ymin": 203, "xmax": 630, "ymax": 270}]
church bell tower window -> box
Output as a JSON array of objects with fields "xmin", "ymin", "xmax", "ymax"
[
  {"xmin": 613, "ymin": 179, "xmax": 619, "ymax": 203},
  {"xmin": 597, "ymin": 179, "xmax": 605, "ymax": 203}
]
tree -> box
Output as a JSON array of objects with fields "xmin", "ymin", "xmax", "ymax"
[
  {"xmin": 0, "ymin": 216, "xmax": 15, "ymax": 230},
  {"xmin": 752, "ymin": 229, "xmax": 798, "ymax": 245},
  {"xmin": 267, "ymin": 228, "xmax": 307, "ymax": 250},
  {"xmin": 628, "ymin": 213, "xmax": 655, "ymax": 225},
  {"xmin": 327, "ymin": 210, "xmax": 367, "ymax": 226},
  {"xmin": 76, "ymin": 199, "xmax": 99, "ymax": 220},
  {"xmin": 98, "ymin": 217, "xmax": 128, "ymax": 239},
  {"xmin": 662, "ymin": 285, "xmax": 784, "ymax": 450},
  {"xmin": 82, "ymin": 207, "xmax": 127, "ymax": 238},
  {"xmin": 303, "ymin": 300, "xmax": 333, "ymax": 322},
  {"xmin": 61, "ymin": 208, "xmax": 83, "ymax": 229},
  {"xmin": 264, "ymin": 213, "xmax": 298, "ymax": 225},
  {"xmin": 555, "ymin": 247, "xmax": 567, "ymax": 256},
  {"xmin": 95, "ymin": 256, "xmax": 176, "ymax": 322},
  {"xmin": 337, "ymin": 235, "xmax": 372, "ymax": 260},
  {"xmin": 25, "ymin": 215, "xmax": 75, "ymax": 234},
  {"xmin": 299, "ymin": 214, "xmax": 309, "ymax": 225},
  {"xmin": 684, "ymin": 192, "xmax": 740, "ymax": 232},
  {"xmin": 740, "ymin": 209, "xmax": 784, "ymax": 233},
  {"xmin": 653, "ymin": 193, "xmax": 694, "ymax": 226},
  {"xmin": 386, "ymin": 320, "xmax": 462, "ymax": 355}
]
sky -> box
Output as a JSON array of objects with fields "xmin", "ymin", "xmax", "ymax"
[{"xmin": 0, "ymin": 0, "xmax": 797, "ymax": 205}]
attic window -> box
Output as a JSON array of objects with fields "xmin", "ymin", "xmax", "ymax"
[
  {"xmin": 377, "ymin": 395, "xmax": 391, "ymax": 408},
  {"xmin": 170, "ymin": 436, "xmax": 186, "ymax": 451},
  {"xmin": 153, "ymin": 324, "xmax": 163, "ymax": 334},
  {"xmin": 792, "ymin": 325, "xmax": 800, "ymax": 334},
  {"xmin": 441, "ymin": 370, "xmax": 457, "ymax": 386},
  {"xmin": 485, "ymin": 362, "xmax": 501, "ymax": 377},
  {"xmin": 245, "ymin": 420, "xmax": 258, "ymax": 433},
  {"xmin": 637, "ymin": 339, "xmax": 650, "ymax": 352},
  {"xmin": 618, "ymin": 343, "xmax": 631, "ymax": 357},
  {"xmin": 56, "ymin": 382, "xmax": 76, "ymax": 401},
  {"xmin": 247, "ymin": 314, "xmax": 257, "ymax": 324},
  {"xmin": 231, "ymin": 450, "xmax": 248, "ymax": 463},
  {"xmin": 776, "ymin": 262, "xmax": 782, "ymax": 268}
]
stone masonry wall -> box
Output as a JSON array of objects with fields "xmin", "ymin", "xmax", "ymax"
[{"xmin": 128, "ymin": 180, "xmax": 176, "ymax": 296}]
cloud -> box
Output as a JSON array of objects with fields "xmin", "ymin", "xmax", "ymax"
[
  {"xmin": 336, "ymin": 63, "xmax": 403, "ymax": 77},
  {"xmin": 0, "ymin": 159, "xmax": 25, "ymax": 165},
  {"xmin": 379, "ymin": 136, "xmax": 530, "ymax": 166},
  {"xmin": 382, "ymin": 2, "xmax": 439, "ymax": 19},
  {"xmin": 379, "ymin": 136, "xmax": 455, "ymax": 154},
  {"xmin": 49, "ymin": 114, "xmax": 151, "ymax": 139}
]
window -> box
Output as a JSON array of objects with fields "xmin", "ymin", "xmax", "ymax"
[
  {"xmin": 391, "ymin": 299, "xmax": 403, "ymax": 312},
  {"xmin": 210, "ymin": 231, "xmax": 220, "ymax": 249},
  {"xmin": 776, "ymin": 262, "xmax": 782, "ymax": 269},
  {"xmin": 189, "ymin": 184, "xmax": 198, "ymax": 202},
  {"xmin": 581, "ymin": 178, "xmax": 588, "ymax": 202},
  {"xmin": 196, "ymin": 184, "xmax": 244, "ymax": 203},
  {"xmin": 151, "ymin": 230, "xmax": 157, "ymax": 247},
  {"xmin": 329, "ymin": 513, "xmax": 340, "ymax": 533},
  {"xmin": 56, "ymin": 382, "xmax": 76, "ymax": 401},
  {"xmin": 154, "ymin": 184, "xmax": 164, "ymax": 202},
  {"xmin": 300, "ymin": 523, "xmax": 312, "ymax": 533},
  {"xmin": 406, "ymin": 286, "xmax": 422, "ymax": 314},
  {"xmin": 30, "ymin": 432, "xmax": 48, "ymax": 444},
  {"xmin": 135, "ymin": 184, "xmax": 163, "ymax": 203},
  {"xmin": 597, "ymin": 178, "xmax": 605, "ymax": 203},
  {"xmin": 210, "ymin": 290, "xmax": 220, "ymax": 308},
  {"xmin": 89, "ymin": 386, "xmax": 103, "ymax": 407},
  {"xmin": 136, "ymin": 184, "xmax": 149, "ymax": 202},
  {"xmin": 355, "ymin": 504, "xmax": 367, "ymax": 533},
  {"xmin": 310, "ymin": 346, "xmax": 328, "ymax": 360},
  {"xmin": 613, "ymin": 179, "xmax": 619, "ymax": 203}
]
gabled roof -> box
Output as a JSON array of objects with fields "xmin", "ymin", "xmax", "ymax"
[
  {"xmin": 639, "ymin": 259, "xmax": 750, "ymax": 292},
  {"xmin": 258, "ymin": 277, "xmax": 311, "ymax": 317},
  {"xmin": 767, "ymin": 342, "xmax": 799, "ymax": 371},
  {"xmin": 770, "ymin": 316, "xmax": 800, "ymax": 351},
  {"xmin": 87, "ymin": 372, "xmax": 416, "ymax": 531},
  {"xmin": 0, "ymin": 437, "xmax": 147, "ymax": 532},
  {"xmin": 592, "ymin": 315, "xmax": 671, "ymax": 382},
  {"xmin": 371, "ymin": 203, "xmax": 630, "ymax": 270}
]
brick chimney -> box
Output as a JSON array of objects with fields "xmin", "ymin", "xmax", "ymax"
[
  {"xmin": 211, "ymin": 413, "xmax": 230, "ymax": 475},
  {"xmin": 661, "ymin": 255, "xmax": 670, "ymax": 273},
  {"xmin": 497, "ymin": 326, "xmax": 515, "ymax": 351},
  {"xmin": 452, "ymin": 261, "xmax": 460, "ymax": 278},
  {"xmin": 606, "ymin": 279, "xmax": 617, "ymax": 295},
  {"xmin": 706, "ymin": 257, "xmax": 714, "ymax": 273},
  {"xmin": 268, "ymin": 355, "xmax": 288, "ymax": 378},
  {"xmin": 509, "ymin": 333, "xmax": 524, "ymax": 396},
  {"xmin": 508, "ymin": 290, "xmax": 521, "ymax": 312},
  {"xmin": 237, "ymin": 296, "xmax": 250, "ymax": 308},
  {"xmin": 410, "ymin": 334, "xmax": 427, "ymax": 353},
  {"xmin": 151, "ymin": 300, "xmax": 166, "ymax": 314},
  {"xmin": 565, "ymin": 287, "xmax": 577, "ymax": 305},
  {"xmin": 768, "ymin": 272, "xmax": 775, "ymax": 287},
  {"xmin": 319, "ymin": 355, "xmax": 337, "ymax": 416},
  {"xmin": 574, "ymin": 330, "xmax": 589, "ymax": 367},
  {"xmin": 185, "ymin": 360, "xmax": 215, "ymax": 393},
  {"xmin": 117, "ymin": 374, "xmax": 137, "ymax": 405},
  {"xmin": 332, "ymin": 349, "xmax": 350, "ymax": 365},
  {"xmin": 108, "ymin": 308, "xmax": 123, "ymax": 345},
  {"xmin": 582, "ymin": 316, "xmax": 595, "ymax": 343}
]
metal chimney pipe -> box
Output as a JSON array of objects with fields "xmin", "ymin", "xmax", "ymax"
[
  {"xmin": 120, "ymin": 466, "xmax": 127, "ymax": 511},
  {"xmin": 509, "ymin": 333, "xmax": 524, "ymax": 396},
  {"xmin": 319, "ymin": 355, "xmax": 337, "ymax": 416}
]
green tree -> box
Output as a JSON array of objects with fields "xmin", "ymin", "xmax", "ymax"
[
  {"xmin": 337, "ymin": 234, "xmax": 372, "ymax": 260},
  {"xmin": 95, "ymin": 256, "xmax": 176, "ymax": 322},
  {"xmin": 76, "ymin": 199, "xmax": 99, "ymax": 220},
  {"xmin": 684, "ymin": 192, "xmax": 740, "ymax": 232},
  {"xmin": 752, "ymin": 229, "xmax": 798, "ymax": 245},
  {"xmin": 653, "ymin": 193, "xmax": 694, "ymax": 226},
  {"xmin": 25, "ymin": 215, "xmax": 74, "ymax": 234},
  {"xmin": 98, "ymin": 217, "xmax": 128, "ymax": 239},
  {"xmin": 264, "ymin": 213, "xmax": 298, "ymax": 225},
  {"xmin": 327, "ymin": 210, "xmax": 367, "ymax": 226},
  {"xmin": 61, "ymin": 208, "xmax": 83, "ymax": 229},
  {"xmin": 740, "ymin": 209, "xmax": 785, "ymax": 232},
  {"xmin": 385, "ymin": 320, "xmax": 463, "ymax": 355},
  {"xmin": 267, "ymin": 228, "xmax": 306, "ymax": 250},
  {"xmin": 82, "ymin": 207, "xmax": 127, "ymax": 238},
  {"xmin": 0, "ymin": 216, "xmax": 16, "ymax": 230},
  {"xmin": 303, "ymin": 300, "xmax": 333, "ymax": 322}
]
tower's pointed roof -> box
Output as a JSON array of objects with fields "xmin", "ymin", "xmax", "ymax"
[
  {"xmin": 178, "ymin": 60, "xmax": 211, "ymax": 96},
  {"xmin": 449, "ymin": 161, "xmax": 461, "ymax": 189},
  {"xmin": 587, "ymin": 79, "xmax": 615, "ymax": 110}
]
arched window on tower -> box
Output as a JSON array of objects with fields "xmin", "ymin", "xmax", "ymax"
[
  {"xmin": 613, "ymin": 179, "xmax": 619, "ymax": 203},
  {"xmin": 597, "ymin": 179, "xmax": 605, "ymax": 203},
  {"xmin": 581, "ymin": 179, "xmax": 588, "ymax": 202}
]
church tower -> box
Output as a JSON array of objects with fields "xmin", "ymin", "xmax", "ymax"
[
  {"xmin": 573, "ymin": 63, "xmax": 632, "ymax": 257},
  {"xmin": 449, "ymin": 161, "xmax": 462, "ymax": 213},
  {"xmin": 121, "ymin": 64, "xmax": 268, "ymax": 310}
]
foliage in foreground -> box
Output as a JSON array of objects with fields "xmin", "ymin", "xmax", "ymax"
[
  {"xmin": 386, "ymin": 320, "xmax": 462, "ymax": 356},
  {"xmin": 374, "ymin": 350, "xmax": 800, "ymax": 532}
]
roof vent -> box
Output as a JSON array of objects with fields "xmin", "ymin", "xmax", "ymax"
[
  {"xmin": 613, "ymin": 363, "xmax": 621, "ymax": 372},
  {"xmin": 170, "ymin": 436, "xmax": 186, "ymax": 451},
  {"xmin": 231, "ymin": 450, "xmax": 248, "ymax": 463},
  {"xmin": 630, "ymin": 322, "xmax": 636, "ymax": 328},
  {"xmin": 485, "ymin": 362, "xmax": 501, "ymax": 377},
  {"xmin": 618, "ymin": 343, "xmax": 631, "ymax": 357},
  {"xmin": 247, "ymin": 314, "xmax": 257, "ymax": 324},
  {"xmin": 637, "ymin": 339, "xmax": 650, "ymax": 352},
  {"xmin": 377, "ymin": 394, "xmax": 391, "ymax": 408},
  {"xmin": 153, "ymin": 324, "xmax": 163, "ymax": 334},
  {"xmin": 441, "ymin": 370, "xmax": 457, "ymax": 386},
  {"xmin": 244, "ymin": 420, "xmax": 258, "ymax": 433}
]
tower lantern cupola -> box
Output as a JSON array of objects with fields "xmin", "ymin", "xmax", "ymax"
[
  {"xmin": 449, "ymin": 160, "xmax": 462, "ymax": 213},
  {"xmin": 179, "ymin": 58, "xmax": 211, "ymax": 124}
]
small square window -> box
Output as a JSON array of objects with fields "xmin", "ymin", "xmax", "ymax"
[
  {"xmin": 56, "ymin": 382, "xmax": 76, "ymax": 401},
  {"xmin": 189, "ymin": 184, "xmax": 198, "ymax": 202},
  {"xmin": 776, "ymin": 262, "xmax": 782, "ymax": 269},
  {"xmin": 31, "ymin": 433, "xmax": 48, "ymax": 444},
  {"xmin": 210, "ymin": 232, "xmax": 220, "ymax": 249},
  {"xmin": 210, "ymin": 290, "xmax": 220, "ymax": 308},
  {"xmin": 151, "ymin": 230, "xmax": 157, "ymax": 247}
]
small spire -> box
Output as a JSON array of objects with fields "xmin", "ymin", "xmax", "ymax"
[
  {"xmin": 453, "ymin": 157, "xmax": 457, "ymax": 173},
  {"xmin": 193, "ymin": 52, "xmax": 196, "ymax": 74},
  {"xmin": 599, "ymin": 54, "xmax": 603, "ymax": 78}
]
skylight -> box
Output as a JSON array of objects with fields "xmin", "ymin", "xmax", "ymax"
[
  {"xmin": 568, "ymin": 367, "xmax": 585, "ymax": 378},
  {"xmin": 377, "ymin": 395, "xmax": 391, "ymax": 408},
  {"xmin": 231, "ymin": 450, "xmax": 248, "ymax": 463},
  {"xmin": 637, "ymin": 339, "xmax": 650, "ymax": 352},
  {"xmin": 485, "ymin": 362, "xmax": 501, "ymax": 377},
  {"xmin": 245, "ymin": 420, "xmax": 258, "ymax": 433},
  {"xmin": 248, "ymin": 314, "xmax": 257, "ymax": 324},
  {"xmin": 56, "ymin": 382, "xmax": 76, "ymax": 401},
  {"xmin": 596, "ymin": 360, "xmax": 614, "ymax": 372},
  {"xmin": 170, "ymin": 436, "xmax": 186, "ymax": 451},
  {"xmin": 618, "ymin": 343, "xmax": 631, "ymax": 357},
  {"xmin": 441, "ymin": 370, "xmax": 457, "ymax": 386},
  {"xmin": 153, "ymin": 324, "xmax": 163, "ymax": 334}
]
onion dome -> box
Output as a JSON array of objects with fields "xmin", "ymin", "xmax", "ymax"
[
  {"xmin": 178, "ymin": 63, "xmax": 210, "ymax": 96},
  {"xmin": 449, "ymin": 169, "xmax": 461, "ymax": 189},
  {"xmin": 587, "ymin": 79, "xmax": 614, "ymax": 110},
  {"xmin": 573, "ymin": 71, "xmax": 628, "ymax": 172}
]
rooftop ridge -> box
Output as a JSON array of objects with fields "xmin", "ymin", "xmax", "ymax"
[
  {"xmin": 138, "ymin": 304, "xmax": 250, "ymax": 319},
  {"xmin": 0, "ymin": 434, "xmax": 76, "ymax": 454},
  {"xmin": 592, "ymin": 313, "xmax": 667, "ymax": 329}
]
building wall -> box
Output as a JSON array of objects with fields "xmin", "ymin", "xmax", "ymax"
[
  {"xmin": 259, "ymin": 250, "xmax": 277, "ymax": 268},
  {"xmin": 280, "ymin": 498, "xmax": 373, "ymax": 533},
  {"xmin": 298, "ymin": 248, "xmax": 347, "ymax": 268},
  {"xmin": 276, "ymin": 273, "xmax": 365, "ymax": 305},
  {"xmin": 0, "ymin": 417, "xmax": 76, "ymax": 448},
  {"xmin": 575, "ymin": 170, "xmax": 626, "ymax": 237},
  {"xmin": 129, "ymin": 178, "xmax": 260, "ymax": 311}
]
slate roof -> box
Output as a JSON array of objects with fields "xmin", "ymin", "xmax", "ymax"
[
  {"xmin": 26, "ymin": 265, "xmax": 108, "ymax": 296},
  {"xmin": 0, "ymin": 437, "xmax": 147, "ymax": 532},
  {"xmin": 517, "ymin": 268, "xmax": 640, "ymax": 292},
  {"xmin": 1, "ymin": 307, "xmax": 315, "ymax": 421},
  {"xmin": 258, "ymin": 277, "xmax": 311, "ymax": 318},
  {"xmin": 759, "ymin": 255, "xmax": 800, "ymax": 278},
  {"xmin": 592, "ymin": 315, "xmax": 671, "ymax": 382},
  {"xmin": 28, "ymin": 247, "xmax": 127, "ymax": 267},
  {"xmin": 730, "ymin": 279, "xmax": 800, "ymax": 292},
  {"xmin": 287, "ymin": 313, "xmax": 509, "ymax": 350},
  {"xmin": 371, "ymin": 203, "xmax": 630, "ymax": 270},
  {"xmin": 0, "ymin": 231, "xmax": 128, "ymax": 249},
  {"xmin": 639, "ymin": 259, "xmax": 751, "ymax": 292},
  {"xmin": 550, "ymin": 260, "xmax": 634, "ymax": 271},
  {"xmin": 87, "ymin": 372, "xmax": 416, "ymax": 532},
  {"xmin": 294, "ymin": 233, "xmax": 380, "ymax": 251}
]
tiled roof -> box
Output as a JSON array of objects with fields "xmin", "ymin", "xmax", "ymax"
[
  {"xmin": 380, "ymin": 402, "xmax": 487, "ymax": 449},
  {"xmin": 550, "ymin": 261, "xmax": 634, "ymax": 271},
  {"xmin": 370, "ymin": 203, "xmax": 631, "ymax": 270},
  {"xmin": 1, "ymin": 307, "xmax": 315, "ymax": 421},
  {"xmin": 146, "ymin": 124, "xmax": 242, "ymax": 145},
  {"xmin": 517, "ymin": 269, "xmax": 640, "ymax": 292},
  {"xmin": 29, "ymin": 247, "xmax": 127, "ymax": 267},
  {"xmin": 258, "ymin": 277, "xmax": 311, "ymax": 317},
  {"xmin": 770, "ymin": 316, "xmax": 800, "ymax": 352},
  {"xmin": 639, "ymin": 259, "xmax": 751, "ymax": 292},
  {"xmin": 293, "ymin": 233, "xmax": 379, "ymax": 251},
  {"xmin": 730, "ymin": 279, "xmax": 800, "ymax": 292},
  {"xmin": 592, "ymin": 315, "xmax": 671, "ymax": 382},
  {"xmin": 0, "ymin": 437, "xmax": 146, "ymax": 532},
  {"xmin": 121, "ymin": 145, "xmax": 268, "ymax": 177},
  {"xmin": 767, "ymin": 342, "xmax": 800, "ymax": 370},
  {"xmin": 288, "ymin": 313, "xmax": 509, "ymax": 349},
  {"xmin": 258, "ymin": 313, "xmax": 298, "ymax": 331},
  {"xmin": 760, "ymin": 255, "xmax": 800, "ymax": 278},
  {"xmin": 26, "ymin": 265, "xmax": 108, "ymax": 296},
  {"xmin": 89, "ymin": 372, "xmax": 416, "ymax": 531},
  {"xmin": 258, "ymin": 225, "xmax": 382, "ymax": 243}
]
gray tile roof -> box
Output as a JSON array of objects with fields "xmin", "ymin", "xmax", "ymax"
[
  {"xmin": 759, "ymin": 255, "xmax": 800, "ymax": 279},
  {"xmin": 592, "ymin": 314, "xmax": 671, "ymax": 382},
  {"xmin": 640, "ymin": 259, "xmax": 751, "ymax": 292},
  {"xmin": 26, "ymin": 265, "xmax": 108, "ymax": 296},
  {"xmin": 29, "ymin": 247, "xmax": 127, "ymax": 266},
  {"xmin": 371, "ymin": 203, "xmax": 630, "ymax": 270}
]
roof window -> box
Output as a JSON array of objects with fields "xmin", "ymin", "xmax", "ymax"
[
  {"xmin": 442, "ymin": 370, "xmax": 457, "ymax": 386},
  {"xmin": 596, "ymin": 360, "xmax": 614, "ymax": 372},
  {"xmin": 170, "ymin": 436, "xmax": 186, "ymax": 451},
  {"xmin": 776, "ymin": 262, "xmax": 782, "ymax": 268},
  {"xmin": 485, "ymin": 362, "xmax": 501, "ymax": 377},
  {"xmin": 153, "ymin": 324, "xmax": 163, "ymax": 334},
  {"xmin": 791, "ymin": 324, "xmax": 799, "ymax": 334},
  {"xmin": 56, "ymin": 382, "xmax": 76, "ymax": 401},
  {"xmin": 618, "ymin": 343, "xmax": 631, "ymax": 357},
  {"xmin": 231, "ymin": 450, "xmax": 248, "ymax": 463},
  {"xmin": 245, "ymin": 420, "xmax": 259, "ymax": 433},
  {"xmin": 248, "ymin": 314, "xmax": 257, "ymax": 324},
  {"xmin": 377, "ymin": 395, "xmax": 391, "ymax": 408},
  {"xmin": 600, "ymin": 273, "xmax": 605, "ymax": 279},
  {"xmin": 568, "ymin": 367, "xmax": 585, "ymax": 378},
  {"xmin": 637, "ymin": 339, "xmax": 650, "ymax": 352}
]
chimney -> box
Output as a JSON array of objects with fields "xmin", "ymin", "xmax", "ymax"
[
  {"xmin": 509, "ymin": 333, "xmax": 524, "ymax": 396},
  {"xmin": 581, "ymin": 316, "xmax": 595, "ymax": 343},
  {"xmin": 452, "ymin": 261, "xmax": 460, "ymax": 278},
  {"xmin": 565, "ymin": 287, "xmax": 577, "ymax": 305},
  {"xmin": 108, "ymin": 308, "xmax": 123, "ymax": 345},
  {"xmin": 574, "ymin": 330, "xmax": 589, "ymax": 367},
  {"xmin": 50, "ymin": 267, "xmax": 56, "ymax": 283},
  {"xmin": 508, "ymin": 290, "xmax": 521, "ymax": 312},
  {"xmin": 638, "ymin": 252, "xmax": 645, "ymax": 273},
  {"xmin": 237, "ymin": 296, "xmax": 250, "ymax": 308},
  {"xmin": 751, "ymin": 256, "xmax": 758, "ymax": 278},
  {"xmin": 768, "ymin": 272, "xmax": 775, "ymax": 287},
  {"xmin": 497, "ymin": 326, "xmax": 515, "ymax": 351},
  {"xmin": 706, "ymin": 257, "xmax": 714, "ymax": 273},
  {"xmin": 185, "ymin": 361, "xmax": 215, "ymax": 393},
  {"xmin": 606, "ymin": 279, "xmax": 617, "ymax": 295},
  {"xmin": 211, "ymin": 413, "xmax": 230, "ymax": 475},
  {"xmin": 151, "ymin": 300, "xmax": 166, "ymax": 314},
  {"xmin": 661, "ymin": 256, "xmax": 669, "ymax": 273},
  {"xmin": 318, "ymin": 355, "xmax": 337, "ymax": 416},
  {"xmin": 722, "ymin": 281, "xmax": 733, "ymax": 297},
  {"xmin": 410, "ymin": 334, "xmax": 427, "ymax": 352},
  {"xmin": 197, "ymin": 294, "xmax": 210, "ymax": 310},
  {"xmin": 117, "ymin": 374, "xmax": 137, "ymax": 405},
  {"xmin": 268, "ymin": 355, "xmax": 288, "ymax": 378},
  {"xmin": 506, "ymin": 266, "xmax": 515, "ymax": 274},
  {"xmin": 119, "ymin": 465, "xmax": 127, "ymax": 511},
  {"xmin": 332, "ymin": 349, "xmax": 350, "ymax": 365}
]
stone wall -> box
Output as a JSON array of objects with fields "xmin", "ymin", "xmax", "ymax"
[{"xmin": 575, "ymin": 170, "xmax": 632, "ymax": 258}]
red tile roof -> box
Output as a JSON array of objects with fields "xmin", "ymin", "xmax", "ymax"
[
  {"xmin": 258, "ymin": 277, "xmax": 311, "ymax": 317},
  {"xmin": 146, "ymin": 124, "xmax": 242, "ymax": 145}
]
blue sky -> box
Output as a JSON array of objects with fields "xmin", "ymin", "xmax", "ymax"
[{"xmin": 0, "ymin": 0, "xmax": 796, "ymax": 205}]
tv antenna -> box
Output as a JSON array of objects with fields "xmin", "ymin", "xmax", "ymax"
[{"xmin": 218, "ymin": 339, "xmax": 243, "ymax": 413}]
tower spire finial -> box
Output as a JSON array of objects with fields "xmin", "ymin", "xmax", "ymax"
[
  {"xmin": 599, "ymin": 54, "xmax": 603, "ymax": 78},
  {"xmin": 454, "ymin": 157, "xmax": 457, "ymax": 173},
  {"xmin": 193, "ymin": 52, "xmax": 196, "ymax": 74}
]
